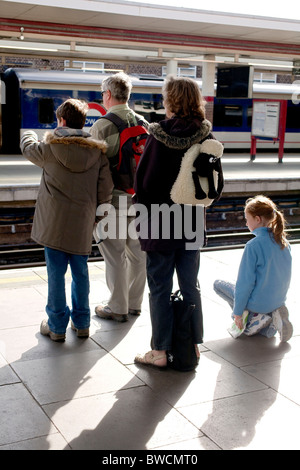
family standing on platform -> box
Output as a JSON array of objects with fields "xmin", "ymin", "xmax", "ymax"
[{"xmin": 21, "ymin": 72, "xmax": 294, "ymax": 370}]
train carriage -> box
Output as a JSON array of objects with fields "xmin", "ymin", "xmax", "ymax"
[
  {"xmin": 1, "ymin": 67, "xmax": 300, "ymax": 154},
  {"xmin": 0, "ymin": 68, "xmax": 165, "ymax": 154}
]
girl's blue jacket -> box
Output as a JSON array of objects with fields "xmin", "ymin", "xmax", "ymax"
[{"xmin": 233, "ymin": 227, "xmax": 292, "ymax": 316}]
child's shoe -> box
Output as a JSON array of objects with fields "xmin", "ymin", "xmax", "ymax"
[
  {"xmin": 40, "ymin": 319, "xmax": 65, "ymax": 342},
  {"xmin": 244, "ymin": 313, "xmax": 272, "ymax": 337},
  {"xmin": 272, "ymin": 306, "xmax": 293, "ymax": 343},
  {"xmin": 71, "ymin": 321, "xmax": 89, "ymax": 338}
]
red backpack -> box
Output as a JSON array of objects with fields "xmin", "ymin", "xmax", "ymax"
[{"xmin": 102, "ymin": 112, "xmax": 148, "ymax": 194}]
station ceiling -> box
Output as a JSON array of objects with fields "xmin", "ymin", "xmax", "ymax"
[{"xmin": 1, "ymin": 0, "xmax": 300, "ymax": 71}]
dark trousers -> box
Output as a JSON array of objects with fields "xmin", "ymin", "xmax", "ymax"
[{"xmin": 146, "ymin": 249, "xmax": 203, "ymax": 350}]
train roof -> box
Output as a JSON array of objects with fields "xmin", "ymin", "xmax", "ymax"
[
  {"xmin": 253, "ymin": 81, "xmax": 299, "ymax": 95},
  {"xmin": 3, "ymin": 67, "xmax": 300, "ymax": 97},
  {"xmin": 3, "ymin": 68, "xmax": 165, "ymax": 90}
]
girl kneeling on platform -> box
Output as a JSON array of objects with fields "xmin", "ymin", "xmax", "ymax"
[{"xmin": 214, "ymin": 195, "xmax": 293, "ymax": 342}]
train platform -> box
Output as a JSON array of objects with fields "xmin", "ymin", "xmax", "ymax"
[
  {"xmin": 0, "ymin": 153, "xmax": 300, "ymax": 203},
  {"xmin": 0, "ymin": 243, "xmax": 299, "ymax": 451}
]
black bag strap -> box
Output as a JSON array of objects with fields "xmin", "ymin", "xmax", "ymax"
[
  {"xmin": 101, "ymin": 112, "xmax": 127, "ymax": 131},
  {"xmin": 102, "ymin": 112, "xmax": 146, "ymax": 130}
]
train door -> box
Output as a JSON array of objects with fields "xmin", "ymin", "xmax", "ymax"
[{"xmin": 0, "ymin": 69, "xmax": 22, "ymax": 154}]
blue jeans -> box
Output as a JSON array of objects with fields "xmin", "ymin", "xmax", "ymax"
[
  {"xmin": 44, "ymin": 247, "xmax": 90, "ymax": 335},
  {"xmin": 213, "ymin": 280, "xmax": 235, "ymax": 310},
  {"xmin": 147, "ymin": 249, "xmax": 203, "ymax": 350}
]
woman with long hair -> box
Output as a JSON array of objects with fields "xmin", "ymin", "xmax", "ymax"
[{"xmin": 134, "ymin": 75, "xmax": 224, "ymax": 367}]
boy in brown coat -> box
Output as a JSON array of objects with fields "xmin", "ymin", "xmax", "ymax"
[{"xmin": 21, "ymin": 99, "xmax": 113, "ymax": 341}]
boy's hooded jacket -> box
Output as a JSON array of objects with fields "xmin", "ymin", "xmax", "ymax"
[{"xmin": 21, "ymin": 128, "xmax": 113, "ymax": 255}]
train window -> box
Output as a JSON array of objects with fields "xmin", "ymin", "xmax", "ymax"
[
  {"xmin": 213, "ymin": 104, "xmax": 243, "ymax": 127},
  {"xmin": 38, "ymin": 98, "xmax": 54, "ymax": 124},
  {"xmin": 130, "ymin": 93, "xmax": 165, "ymax": 123}
]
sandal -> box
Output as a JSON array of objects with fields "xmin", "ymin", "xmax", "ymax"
[{"xmin": 135, "ymin": 351, "xmax": 167, "ymax": 369}]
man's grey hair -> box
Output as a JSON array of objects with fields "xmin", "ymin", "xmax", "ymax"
[{"xmin": 102, "ymin": 72, "xmax": 132, "ymax": 102}]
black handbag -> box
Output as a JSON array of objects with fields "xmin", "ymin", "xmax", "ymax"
[{"xmin": 167, "ymin": 290, "xmax": 199, "ymax": 372}]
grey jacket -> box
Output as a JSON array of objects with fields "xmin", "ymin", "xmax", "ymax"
[{"xmin": 21, "ymin": 128, "xmax": 113, "ymax": 255}]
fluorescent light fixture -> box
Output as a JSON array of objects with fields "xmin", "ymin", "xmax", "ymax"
[
  {"xmin": 248, "ymin": 62, "xmax": 292, "ymax": 69},
  {"xmin": 0, "ymin": 45, "xmax": 59, "ymax": 52}
]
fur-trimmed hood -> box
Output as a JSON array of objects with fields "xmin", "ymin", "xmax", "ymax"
[
  {"xmin": 148, "ymin": 118, "xmax": 212, "ymax": 150},
  {"xmin": 43, "ymin": 127, "xmax": 107, "ymax": 151},
  {"xmin": 43, "ymin": 127, "xmax": 108, "ymax": 173}
]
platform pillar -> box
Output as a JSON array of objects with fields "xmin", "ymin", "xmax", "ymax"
[
  {"xmin": 166, "ymin": 59, "xmax": 178, "ymax": 76},
  {"xmin": 202, "ymin": 56, "xmax": 215, "ymax": 125},
  {"xmin": 202, "ymin": 55, "xmax": 216, "ymax": 97}
]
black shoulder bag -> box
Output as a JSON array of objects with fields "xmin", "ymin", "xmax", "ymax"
[{"xmin": 167, "ymin": 291, "xmax": 199, "ymax": 372}]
